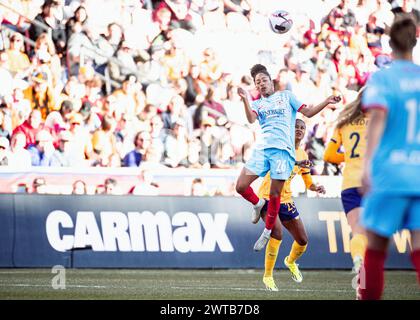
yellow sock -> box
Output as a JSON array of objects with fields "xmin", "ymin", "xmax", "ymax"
[
  {"xmin": 287, "ymin": 241, "xmax": 307, "ymax": 264},
  {"xmin": 350, "ymin": 233, "xmax": 367, "ymax": 261},
  {"xmin": 264, "ymin": 237, "xmax": 282, "ymax": 278}
]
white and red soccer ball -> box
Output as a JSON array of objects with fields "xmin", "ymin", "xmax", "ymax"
[{"xmin": 269, "ymin": 10, "xmax": 293, "ymax": 34}]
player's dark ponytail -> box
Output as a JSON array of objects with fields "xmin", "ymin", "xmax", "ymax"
[{"xmin": 250, "ymin": 64, "xmax": 271, "ymax": 82}]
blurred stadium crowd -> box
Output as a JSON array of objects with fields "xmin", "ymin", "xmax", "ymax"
[{"xmin": 0, "ymin": 0, "xmax": 418, "ymax": 181}]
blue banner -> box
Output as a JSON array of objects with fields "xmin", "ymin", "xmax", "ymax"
[{"xmin": 0, "ymin": 194, "xmax": 412, "ymax": 269}]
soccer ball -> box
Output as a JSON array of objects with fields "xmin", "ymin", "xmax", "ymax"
[{"xmin": 269, "ymin": 10, "xmax": 293, "ymax": 34}]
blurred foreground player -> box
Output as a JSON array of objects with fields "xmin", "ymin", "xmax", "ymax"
[{"xmin": 359, "ymin": 16, "xmax": 420, "ymax": 300}]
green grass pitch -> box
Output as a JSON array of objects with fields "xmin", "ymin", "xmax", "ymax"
[{"xmin": 0, "ymin": 269, "xmax": 418, "ymax": 300}]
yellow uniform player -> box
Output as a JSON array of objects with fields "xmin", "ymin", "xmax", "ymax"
[
  {"xmin": 255, "ymin": 119, "xmax": 326, "ymax": 291},
  {"xmin": 323, "ymin": 90, "xmax": 368, "ymax": 273}
]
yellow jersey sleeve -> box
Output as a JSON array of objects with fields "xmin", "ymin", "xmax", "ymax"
[{"xmin": 323, "ymin": 128, "xmax": 345, "ymax": 164}]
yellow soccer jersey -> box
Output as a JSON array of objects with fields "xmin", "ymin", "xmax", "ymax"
[
  {"xmin": 258, "ymin": 147, "xmax": 313, "ymax": 203},
  {"xmin": 327, "ymin": 117, "xmax": 368, "ymax": 190}
]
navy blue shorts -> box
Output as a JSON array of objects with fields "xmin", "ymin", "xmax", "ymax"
[
  {"xmin": 341, "ymin": 187, "xmax": 362, "ymax": 214},
  {"xmin": 262, "ymin": 201, "xmax": 299, "ymax": 221}
]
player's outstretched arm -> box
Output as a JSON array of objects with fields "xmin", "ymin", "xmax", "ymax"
[
  {"xmin": 299, "ymin": 95, "xmax": 341, "ymax": 118},
  {"xmin": 309, "ymin": 184, "xmax": 326, "ymax": 194},
  {"xmin": 238, "ymin": 87, "xmax": 257, "ymax": 123}
]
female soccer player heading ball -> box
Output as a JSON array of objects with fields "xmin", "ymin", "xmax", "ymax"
[{"xmin": 236, "ymin": 64, "xmax": 341, "ymax": 251}]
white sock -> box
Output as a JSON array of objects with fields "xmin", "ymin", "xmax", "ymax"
[{"xmin": 254, "ymin": 198, "xmax": 263, "ymax": 207}]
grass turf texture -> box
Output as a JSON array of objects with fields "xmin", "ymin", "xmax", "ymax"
[{"xmin": 0, "ymin": 269, "xmax": 418, "ymax": 300}]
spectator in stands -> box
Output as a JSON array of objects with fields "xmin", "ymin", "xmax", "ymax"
[
  {"xmin": 104, "ymin": 177, "xmax": 119, "ymax": 195},
  {"xmin": 66, "ymin": 22, "xmax": 101, "ymax": 77},
  {"xmin": 32, "ymin": 33, "xmax": 63, "ymax": 90},
  {"xmin": 149, "ymin": 114, "xmax": 165, "ymax": 157},
  {"xmin": 28, "ymin": 129, "xmax": 55, "ymax": 166},
  {"xmin": 50, "ymin": 130, "xmax": 72, "ymax": 166},
  {"xmin": 130, "ymin": 170, "xmax": 160, "ymax": 195},
  {"xmin": 5, "ymin": 33, "xmax": 30, "ymax": 77},
  {"xmin": 0, "ymin": 109, "xmax": 11, "ymax": 141},
  {"xmin": 95, "ymin": 184, "xmax": 106, "ymax": 194},
  {"xmin": 110, "ymin": 74, "xmax": 140, "ymax": 117},
  {"xmin": 184, "ymin": 62, "xmax": 206, "ymax": 106},
  {"xmin": 23, "ymin": 71, "xmax": 56, "ymax": 120},
  {"xmin": 161, "ymin": 42, "xmax": 190, "ymax": 82},
  {"xmin": 0, "ymin": 50, "xmax": 13, "ymax": 101},
  {"xmin": 161, "ymin": 94, "xmax": 189, "ymax": 130},
  {"xmin": 91, "ymin": 115, "xmax": 119, "ymax": 167},
  {"xmin": 199, "ymin": 47, "xmax": 223, "ymax": 84},
  {"xmin": 366, "ymin": 12, "xmax": 386, "ymax": 52},
  {"xmin": 7, "ymin": 132, "xmax": 31, "ymax": 168},
  {"xmin": 200, "ymin": 87, "xmax": 226, "ymax": 122},
  {"xmin": 154, "ymin": 0, "xmax": 196, "ymax": 32},
  {"xmin": 392, "ymin": 0, "xmax": 420, "ymax": 23},
  {"xmin": 32, "ymin": 177, "xmax": 48, "ymax": 194},
  {"xmin": 198, "ymin": 117, "xmax": 219, "ymax": 168},
  {"xmin": 0, "ymin": 136, "xmax": 10, "ymax": 166},
  {"xmin": 72, "ymin": 179, "xmax": 87, "ymax": 195},
  {"xmin": 65, "ymin": 5, "xmax": 89, "ymax": 39},
  {"xmin": 29, "ymin": 0, "xmax": 66, "ymax": 55},
  {"xmin": 335, "ymin": 0, "xmax": 357, "ymax": 28},
  {"xmin": 45, "ymin": 100, "xmax": 73, "ymax": 133},
  {"xmin": 190, "ymin": 177, "xmax": 207, "ymax": 196},
  {"xmin": 15, "ymin": 183, "xmax": 30, "ymax": 193},
  {"xmin": 66, "ymin": 112, "xmax": 93, "ymax": 166},
  {"xmin": 108, "ymin": 40, "xmax": 139, "ymax": 83},
  {"xmin": 163, "ymin": 119, "xmax": 189, "ymax": 167},
  {"xmin": 122, "ymin": 131, "xmax": 151, "ymax": 167},
  {"xmin": 12, "ymin": 109, "xmax": 44, "ymax": 148}
]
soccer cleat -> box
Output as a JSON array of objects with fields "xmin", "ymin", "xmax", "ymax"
[
  {"xmin": 263, "ymin": 277, "xmax": 279, "ymax": 292},
  {"xmin": 284, "ymin": 256, "xmax": 303, "ymax": 283},
  {"xmin": 352, "ymin": 255, "xmax": 363, "ymax": 274},
  {"xmin": 252, "ymin": 198, "xmax": 266, "ymax": 224},
  {"xmin": 253, "ymin": 228, "xmax": 271, "ymax": 251}
]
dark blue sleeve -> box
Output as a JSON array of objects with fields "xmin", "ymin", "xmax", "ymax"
[
  {"xmin": 28, "ymin": 147, "xmax": 39, "ymax": 166},
  {"xmin": 123, "ymin": 151, "xmax": 141, "ymax": 167}
]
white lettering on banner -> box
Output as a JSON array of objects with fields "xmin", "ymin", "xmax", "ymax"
[
  {"xmin": 172, "ymin": 211, "xmax": 203, "ymax": 253},
  {"xmin": 101, "ymin": 212, "xmax": 131, "ymax": 251},
  {"xmin": 46, "ymin": 210, "xmax": 74, "ymax": 252},
  {"xmin": 46, "ymin": 210, "xmax": 233, "ymax": 253},
  {"xmin": 73, "ymin": 211, "xmax": 105, "ymax": 251},
  {"xmin": 128, "ymin": 211, "xmax": 174, "ymax": 252},
  {"xmin": 319, "ymin": 211, "xmax": 411, "ymax": 254},
  {"xmin": 198, "ymin": 213, "xmax": 233, "ymax": 252}
]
